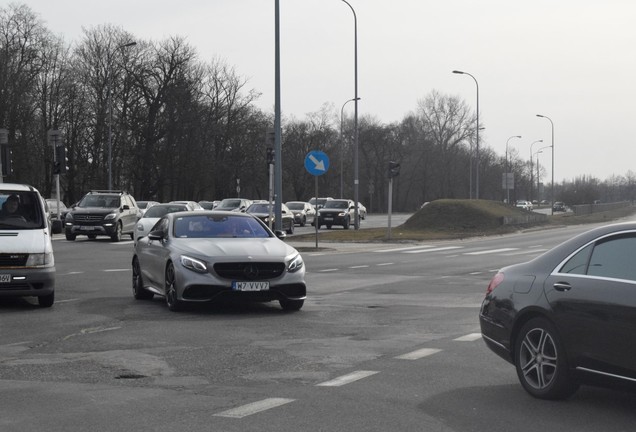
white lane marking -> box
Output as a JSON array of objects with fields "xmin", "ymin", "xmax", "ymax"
[
  {"xmin": 374, "ymin": 245, "xmax": 434, "ymax": 253},
  {"xmin": 469, "ymin": 272, "xmax": 483, "ymax": 275},
  {"xmin": 103, "ymin": 269, "xmax": 129, "ymax": 272},
  {"xmin": 316, "ymin": 370, "xmax": 379, "ymax": 387},
  {"xmin": 63, "ymin": 326, "xmax": 121, "ymax": 341},
  {"xmin": 63, "ymin": 271, "xmax": 84, "ymax": 275},
  {"xmin": 376, "ymin": 262, "xmax": 394, "ymax": 266},
  {"xmin": 395, "ymin": 348, "xmax": 442, "ymax": 360},
  {"xmin": 318, "ymin": 269, "xmax": 339, "ymax": 272},
  {"xmin": 507, "ymin": 249, "xmax": 548, "ymax": 256},
  {"xmin": 214, "ymin": 398, "xmax": 295, "ymax": 419},
  {"xmin": 55, "ymin": 298, "xmax": 80, "ymax": 304},
  {"xmin": 349, "ymin": 265, "xmax": 369, "ymax": 269},
  {"xmin": 403, "ymin": 246, "xmax": 462, "ymax": 254},
  {"xmin": 114, "ymin": 241, "xmax": 134, "ymax": 245},
  {"xmin": 454, "ymin": 333, "xmax": 482, "ymax": 342},
  {"xmin": 464, "ymin": 248, "xmax": 518, "ymax": 255}
]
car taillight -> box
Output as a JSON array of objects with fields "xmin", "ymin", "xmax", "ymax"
[{"xmin": 486, "ymin": 272, "xmax": 504, "ymax": 295}]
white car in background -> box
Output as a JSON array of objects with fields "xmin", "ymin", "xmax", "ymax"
[
  {"xmin": 134, "ymin": 203, "xmax": 195, "ymax": 244},
  {"xmin": 515, "ymin": 200, "xmax": 533, "ymax": 211}
]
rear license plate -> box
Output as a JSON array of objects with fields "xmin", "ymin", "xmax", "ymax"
[
  {"xmin": 0, "ymin": 274, "xmax": 11, "ymax": 283},
  {"xmin": 232, "ymin": 281, "xmax": 270, "ymax": 291}
]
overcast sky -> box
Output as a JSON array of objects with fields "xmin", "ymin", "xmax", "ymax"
[{"xmin": 19, "ymin": 0, "xmax": 636, "ymax": 182}]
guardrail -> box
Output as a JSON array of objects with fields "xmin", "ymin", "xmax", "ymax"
[
  {"xmin": 502, "ymin": 213, "xmax": 548, "ymax": 226},
  {"xmin": 571, "ymin": 201, "xmax": 631, "ymax": 215}
]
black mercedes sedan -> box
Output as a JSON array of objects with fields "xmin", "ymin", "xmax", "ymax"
[{"xmin": 480, "ymin": 222, "xmax": 636, "ymax": 399}]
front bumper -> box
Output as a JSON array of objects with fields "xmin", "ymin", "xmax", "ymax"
[
  {"xmin": 0, "ymin": 266, "xmax": 55, "ymax": 298},
  {"xmin": 66, "ymin": 223, "xmax": 117, "ymax": 236}
]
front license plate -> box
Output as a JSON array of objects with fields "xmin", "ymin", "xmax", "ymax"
[
  {"xmin": 0, "ymin": 274, "xmax": 11, "ymax": 283},
  {"xmin": 80, "ymin": 226, "xmax": 95, "ymax": 231},
  {"xmin": 324, "ymin": 217, "xmax": 333, "ymax": 221},
  {"xmin": 232, "ymin": 281, "xmax": 270, "ymax": 291}
]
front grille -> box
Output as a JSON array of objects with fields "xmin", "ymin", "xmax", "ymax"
[
  {"xmin": 0, "ymin": 253, "xmax": 28, "ymax": 267},
  {"xmin": 213, "ymin": 262, "xmax": 285, "ymax": 280},
  {"xmin": 74, "ymin": 214, "xmax": 104, "ymax": 223},
  {"xmin": 0, "ymin": 282, "xmax": 43, "ymax": 291}
]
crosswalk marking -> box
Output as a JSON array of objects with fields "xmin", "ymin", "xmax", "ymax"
[
  {"xmin": 463, "ymin": 248, "xmax": 518, "ymax": 255},
  {"xmin": 454, "ymin": 333, "xmax": 482, "ymax": 341},
  {"xmin": 403, "ymin": 246, "xmax": 463, "ymax": 254}
]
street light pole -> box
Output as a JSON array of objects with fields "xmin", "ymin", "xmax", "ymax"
[
  {"xmin": 529, "ymin": 139, "xmax": 543, "ymax": 202},
  {"xmin": 537, "ymin": 114, "xmax": 554, "ymax": 215},
  {"xmin": 340, "ymin": 97, "xmax": 358, "ymax": 199},
  {"xmin": 505, "ymin": 135, "xmax": 521, "ymax": 204},
  {"xmin": 452, "ymin": 70, "xmax": 479, "ymax": 199},
  {"xmin": 341, "ymin": 0, "xmax": 360, "ymax": 229},
  {"xmin": 108, "ymin": 41, "xmax": 136, "ymax": 191},
  {"xmin": 535, "ymin": 145, "xmax": 552, "ymax": 204}
]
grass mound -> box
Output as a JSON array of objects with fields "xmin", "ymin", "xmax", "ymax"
[{"xmin": 403, "ymin": 199, "xmax": 522, "ymax": 231}]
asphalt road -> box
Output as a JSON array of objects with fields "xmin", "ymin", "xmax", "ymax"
[{"xmin": 1, "ymin": 219, "xmax": 635, "ymax": 431}]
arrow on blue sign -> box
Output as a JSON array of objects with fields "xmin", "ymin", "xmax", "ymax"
[{"xmin": 304, "ymin": 151, "xmax": 330, "ymax": 176}]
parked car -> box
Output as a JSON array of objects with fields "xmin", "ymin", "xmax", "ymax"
[
  {"xmin": 212, "ymin": 198, "xmax": 252, "ymax": 212},
  {"xmin": 0, "ymin": 184, "xmax": 55, "ymax": 307},
  {"xmin": 515, "ymin": 200, "xmax": 533, "ymax": 210},
  {"xmin": 64, "ymin": 190, "xmax": 139, "ymax": 242},
  {"xmin": 553, "ymin": 201, "xmax": 566, "ymax": 212},
  {"xmin": 170, "ymin": 200, "xmax": 204, "ymax": 210},
  {"xmin": 480, "ymin": 222, "xmax": 636, "ymax": 399},
  {"xmin": 134, "ymin": 202, "xmax": 195, "ymax": 244},
  {"xmin": 132, "ymin": 211, "xmax": 306, "ymax": 311},
  {"xmin": 285, "ymin": 201, "xmax": 315, "ymax": 226},
  {"xmin": 46, "ymin": 198, "xmax": 69, "ymax": 233},
  {"xmin": 308, "ymin": 197, "xmax": 333, "ymax": 211},
  {"xmin": 137, "ymin": 200, "xmax": 159, "ymax": 217},
  {"xmin": 247, "ymin": 202, "xmax": 295, "ymax": 234},
  {"xmin": 198, "ymin": 200, "xmax": 219, "ymax": 210},
  {"xmin": 315, "ymin": 198, "xmax": 357, "ymax": 229},
  {"xmin": 357, "ymin": 202, "xmax": 367, "ymax": 219}
]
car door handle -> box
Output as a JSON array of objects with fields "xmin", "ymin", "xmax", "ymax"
[{"xmin": 553, "ymin": 282, "xmax": 572, "ymax": 292}]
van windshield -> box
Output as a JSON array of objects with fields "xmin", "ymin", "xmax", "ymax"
[{"xmin": 0, "ymin": 191, "xmax": 45, "ymax": 229}]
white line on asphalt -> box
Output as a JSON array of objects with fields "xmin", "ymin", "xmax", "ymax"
[
  {"xmin": 349, "ymin": 265, "xmax": 369, "ymax": 269},
  {"xmin": 316, "ymin": 370, "xmax": 379, "ymax": 387},
  {"xmin": 463, "ymin": 248, "xmax": 518, "ymax": 255},
  {"xmin": 213, "ymin": 398, "xmax": 295, "ymax": 419},
  {"xmin": 403, "ymin": 246, "xmax": 463, "ymax": 254},
  {"xmin": 454, "ymin": 333, "xmax": 482, "ymax": 341},
  {"xmin": 373, "ymin": 245, "xmax": 434, "ymax": 253},
  {"xmin": 103, "ymin": 269, "xmax": 129, "ymax": 272},
  {"xmin": 114, "ymin": 241, "xmax": 134, "ymax": 245},
  {"xmin": 318, "ymin": 269, "xmax": 339, "ymax": 272},
  {"xmin": 469, "ymin": 272, "xmax": 483, "ymax": 275},
  {"xmin": 395, "ymin": 348, "xmax": 442, "ymax": 360},
  {"xmin": 376, "ymin": 262, "xmax": 394, "ymax": 266},
  {"xmin": 63, "ymin": 271, "xmax": 84, "ymax": 275},
  {"xmin": 55, "ymin": 298, "xmax": 80, "ymax": 304},
  {"xmin": 506, "ymin": 249, "xmax": 548, "ymax": 256}
]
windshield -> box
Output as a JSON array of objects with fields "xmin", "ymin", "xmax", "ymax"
[
  {"xmin": 144, "ymin": 205, "xmax": 186, "ymax": 218},
  {"xmin": 173, "ymin": 214, "xmax": 270, "ymax": 238},
  {"xmin": 248, "ymin": 203, "xmax": 272, "ymax": 213},
  {"xmin": 286, "ymin": 203, "xmax": 303, "ymax": 210},
  {"xmin": 79, "ymin": 194, "xmax": 120, "ymax": 208},
  {"xmin": 217, "ymin": 199, "xmax": 241, "ymax": 209},
  {"xmin": 324, "ymin": 200, "xmax": 349, "ymax": 209},
  {"xmin": 0, "ymin": 191, "xmax": 45, "ymax": 230}
]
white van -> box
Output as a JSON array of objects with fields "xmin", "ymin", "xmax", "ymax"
[{"xmin": 0, "ymin": 183, "xmax": 55, "ymax": 307}]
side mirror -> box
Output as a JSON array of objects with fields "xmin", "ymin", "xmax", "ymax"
[
  {"xmin": 122, "ymin": 204, "xmax": 130, "ymax": 210},
  {"xmin": 274, "ymin": 230, "xmax": 287, "ymax": 240},
  {"xmin": 148, "ymin": 230, "xmax": 164, "ymax": 241}
]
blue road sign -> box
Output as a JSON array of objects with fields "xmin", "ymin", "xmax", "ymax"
[{"xmin": 304, "ymin": 151, "xmax": 330, "ymax": 176}]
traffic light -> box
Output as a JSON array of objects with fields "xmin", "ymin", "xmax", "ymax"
[
  {"xmin": 266, "ymin": 147, "xmax": 275, "ymax": 165},
  {"xmin": 54, "ymin": 145, "xmax": 67, "ymax": 174},
  {"xmin": 388, "ymin": 161, "xmax": 400, "ymax": 178}
]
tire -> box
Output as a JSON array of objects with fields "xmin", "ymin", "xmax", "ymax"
[
  {"xmin": 37, "ymin": 292, "xmax": 54, "ymax": 308},
  {"xmin": 164, "ymin": 262, "xmax": 182, "ymax": 311},
  {"xmin": 129, "ymin": 232, "xmax": 135, "ymax": 240},
  {"xmin": 111, "ymin": 222, "xmax": 122, "ymax": 242},
  {"xmin": 87, "ymin": 234, "xmax": 96, "ymax": 239},
  {"xmin": 326, "ymin": 224, "xmax": 332, "ymax": 229},
  {"xmin": 65, "ymin": 231, "xmax": 76, "ymax": 241},
  {"xmin": 514, "ymin": 318, "xmax": 579, "ymax": 400},
  {"xmin": 132, "ymin": 257, "xmax": 154, "ymax": 300},
  {"xmin": 279, "ymin": 299, "xmax": 304, "ymax": 311},
  {"xmin": 343, "ymin": 217, "xmax": 350, "ymax": 230},
  {"xmin": 300, "ymin": 216, "xmax": 306, "ymax": 227},
  {"xmin": 286, "ymin": 221, "xmax": 294, "ymax": 235}
]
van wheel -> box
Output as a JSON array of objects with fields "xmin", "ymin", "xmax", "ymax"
[{"xmin": 38, "ymin": 292, "xmax": 54, "ymax": 308}]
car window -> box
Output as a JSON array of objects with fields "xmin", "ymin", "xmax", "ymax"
[
  {"xmin": 286, "ymin": 203, "xmax": 303, "ymax": 210},
  {"xmin": 0, "ymin": 191, "xmax": 45, "ymax": 229},
  {"xmin": 144, "ymin": 205, "xmax": 186, "ymax": 218},
  {"xmin": 559, "ymin": 244, "xmax": 593, "ymax": 275},
  {"xmin": 173, "ymin": 215, "xmax": 270, "ymax": 238},
  {"xmin": 587, "ymin": 234, "xmax": 636, "ymax": 281}
]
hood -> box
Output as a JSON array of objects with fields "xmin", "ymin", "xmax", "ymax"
[
  {"xmin": 0, "ymin": 229, "xmax": 51, "ymax": 254},
  {"xmin": 171, "ymin": 237, "xmax": 297, "ymax": 261}
]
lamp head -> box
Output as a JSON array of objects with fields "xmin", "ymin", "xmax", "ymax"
[{"xmin": 452, "ymin": 70, "xmax": 464, "ymax": 75}]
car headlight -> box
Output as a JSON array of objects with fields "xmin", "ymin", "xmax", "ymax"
[
  {"xmin": 338, "ymin": 212, "xmax": 346, "ymax": 217},
  {"xmin": 104, "ymin": 212, "xmax": 117, "ymax": 221},
  {"xmin": 287, "ymin": 254, "xmax": 304, "ymax": 273},
  {"xmin": 26, "ymin": 252, "xmax": 54, "ymax": 267},
  {"xmin": 180, "ymin": 255, "xmax": 208, "ymax": 273},
  {"xmin": 136, "ymin": 222, "xmax": 144, "ymax": 231}
]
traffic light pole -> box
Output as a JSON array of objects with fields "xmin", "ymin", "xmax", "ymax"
[{"xmin": 387, "ymin": 177, "xmax": 393, "ymax": 240}]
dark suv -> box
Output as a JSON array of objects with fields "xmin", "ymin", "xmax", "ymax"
[
  {"xmin": 64, "ymin": 190, "xmax": 140, "ymax": 241},
  {"xmin": 316, "ymin": 199, "xmax": 357, "ymax": 229}
]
